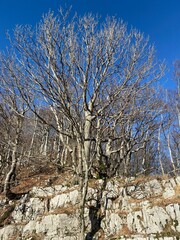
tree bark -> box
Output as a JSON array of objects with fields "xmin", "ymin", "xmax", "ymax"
[{"xmin": 4, "ymin": 117, "xmax": 22, "ymax": 199}]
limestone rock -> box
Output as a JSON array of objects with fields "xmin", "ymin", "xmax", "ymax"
[
  {"xmin": 50, "ymin": 189, "xmax": 78, "ymax": 210},
  {"xmin": 31, "ymin": 185, "xmax": 68, "ymax": 198},
  {"xmin": 144, "ymin": 179, "xmax": 163, "ymax": 196},
  {"xmin": 0, "ymin": 225, "xmax": 21, "ymax": 240},
  {"xmin": 104, "ymin": 213, "xmax": 122, "ymax": 235},
  {"xmin": 0, "ymin": 177, "xmax": 180, "ymax": 239}
]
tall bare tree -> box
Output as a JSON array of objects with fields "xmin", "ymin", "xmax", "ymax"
[
  {"xmin": 0, "ymin": 10, "xmax": 164, "ymax": 238},
  {"xmin": 0, "ymin": 60, "xmax": 29, "ymax": 199}
]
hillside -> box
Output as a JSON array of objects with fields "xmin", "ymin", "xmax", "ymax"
[{"xmin": 0, "ymin": 172, "xmax": 180, "ymax": 239}]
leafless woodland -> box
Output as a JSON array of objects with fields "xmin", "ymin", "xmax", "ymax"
[{"xmin": 0, "ymin": 10, "xmax": 179, "ymax": 239}]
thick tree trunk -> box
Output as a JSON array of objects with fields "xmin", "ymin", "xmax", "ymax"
[{"xmin": 79, "ymin": 111, "xmax": 92, "ymax": 240}]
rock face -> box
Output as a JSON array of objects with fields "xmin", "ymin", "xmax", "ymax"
[{"xmin": 0, "ymin": 176, "xmax": 180, "ymax": 239}]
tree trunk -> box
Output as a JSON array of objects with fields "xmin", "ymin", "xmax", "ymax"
[
  {"xmin": 79, "ymin": 111, "xmax": 92, "ymax": 240},
  {"xmin": 158, "ymin": 125, "xmax": 165, "ymax": 175},
  {"xmin": 167, "ymin": 133, "xmax": 176, "ymax": 175},
  {"xmin": 4, "ymin": 118, "xmax": 22, "ymax": 199},
  {"xmin": 27, "ymin": 115, "xmax": 38, "ymax": 162},
  {"xmin": 40, "ymin": 127, "xmax": 49, "ymax": 156}
]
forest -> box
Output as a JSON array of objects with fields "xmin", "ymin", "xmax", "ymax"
[{"xmin": 0, "ymin": 9, "xmax": 179, "ymax": 237}]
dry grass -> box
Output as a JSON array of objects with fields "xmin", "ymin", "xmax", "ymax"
[
  {"xmin": 128, "ymin": 188, "xmax": 180, "ymax": 209},
  {"xmin": 123, "ymin": 174, "xmax": 170, "ymax": 187},
  {"xmin": 109, "ymin": 224, "xmax": 134, "ymax": 239},
  {"xmin": 0, "ymin": 166, "xmax": 75, "ymax": 199},
  {"xmin": 154, "ymin": 195, "xmax": 180, "ymax": 207},
  {"xmin": 51, "ymin": 171, "xmax": 75, "ymax": 186},
  {"xmin": 88, "ymin": 178, "xmax": 101, "ymax": 188},
  {"xmin": 174, "ymin": 183, "xmax": 180, "ymax": 195},
  {"xmin": 129, "ymin": 192, "xmax": 180, "ymax": 209},
  {"xmin": 50, "ymin": 205, "xmax": 77, "ymax": 215},
  {"xmin": 127, "ymin": 196, "xmax": 148, "ymax": 205},
  {"xmin": 115, "ymin": 209, "xmax": 128, "ymax": 216},
  {"xmin": 0, "ymin": 164, "xmax": 179, "ymax": 209},
  {"xmin": 11, "ymin": 175, "xmax": 48, "ymax": 193},
  {"xmin": 119, "ymin": 224, "xmax": 134, "ymax": 236}
]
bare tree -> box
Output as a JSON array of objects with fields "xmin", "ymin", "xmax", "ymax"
[
  {"xmin": 0, "ymin": 10, "xmax": 164, "ymax": 238},
  {"xmin": 0, "ymin": 62, "xmax": 29, "ymax": 199}
]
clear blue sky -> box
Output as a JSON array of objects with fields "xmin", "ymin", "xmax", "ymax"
[{"xmin": 0, "ymin": 0, "xmax": 179, "ymax": 87}]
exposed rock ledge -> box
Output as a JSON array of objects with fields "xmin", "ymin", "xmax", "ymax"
[{"xmin": 0, "ymin": 176, "xmax": 180, "ymax": 239}]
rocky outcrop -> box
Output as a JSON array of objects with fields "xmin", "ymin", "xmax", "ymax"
[{"xmin": 0, "ymin": 176, "xmax": 180, "ymax": 239}]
